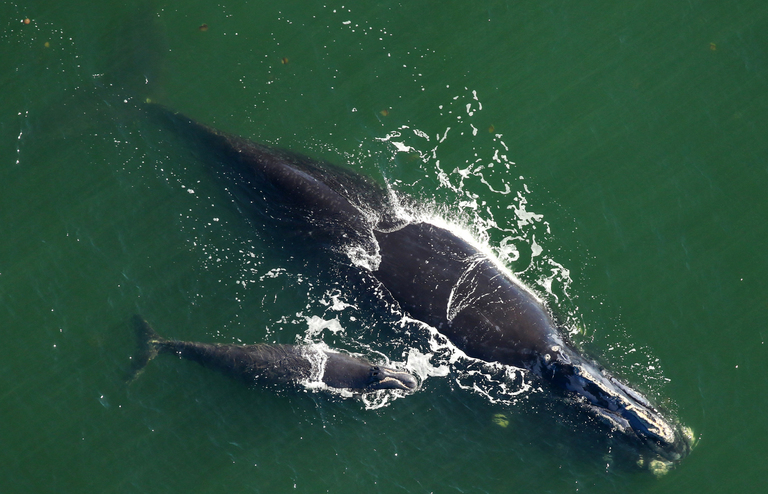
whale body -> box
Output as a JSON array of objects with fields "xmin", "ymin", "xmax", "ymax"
[
  {"xmin": 149, "ymin": 106, "xmax": 693, "ymax": 461},
  {"xmin": 130, "ymin": 315, "xmax": 418, "ymax": 393}
]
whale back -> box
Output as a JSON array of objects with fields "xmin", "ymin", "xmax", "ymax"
[
  {"xmin": 373, "ymin": 222, "xmax": 563, "ymax": 369},
  {"xmin": 154, "ymin": 340, "xmax": 314, "ymax": 386}
]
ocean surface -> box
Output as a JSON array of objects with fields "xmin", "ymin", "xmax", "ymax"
[{"xmin": 2, "ymin": 1, "xmax": 767, "ymax": 493}]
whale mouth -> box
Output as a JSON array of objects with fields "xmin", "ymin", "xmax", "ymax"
[
  {"xmin": 550, "ymin": 351, "xmax": 694, "ymax": 462},
  {"xmin": 585, "ymin": 398, "xmax": 694, "ymax": 462},
  {"xmin": 597, "ymin": 375, "xmax": 695, "ymax": 462},
  {"xmin": 368, "ymin": 366, "xmax": 419, "ymax": 391}
]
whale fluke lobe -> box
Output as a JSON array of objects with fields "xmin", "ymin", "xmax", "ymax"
[{"xmin": 127, "ymin": 314, "xmax": 162, "ymax": 382}]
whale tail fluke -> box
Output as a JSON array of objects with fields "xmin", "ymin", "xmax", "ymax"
[{"xmin": 126, "ymin": 314, "xmax": 166, "ymax": 382}]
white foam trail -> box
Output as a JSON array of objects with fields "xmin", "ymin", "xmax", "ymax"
[{"xmin": 405, "ymin": 348, "xmax": 450, "ymax": 381}]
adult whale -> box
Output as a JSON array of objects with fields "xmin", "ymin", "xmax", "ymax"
[
  {"xmin": 129, "ymin": 316, "xmax": 418, "ymax": 393},
  {"xmin": 148, "ymin": 105, "xmax": 693, "ymax": 462}
]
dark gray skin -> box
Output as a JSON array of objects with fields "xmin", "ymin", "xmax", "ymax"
[
  {"xmin": 148, "ymin": 106, "xmax": 693, "ymax": 461},
  {"xmin": 130, "ymin": 316, "xmax": 418, "ymax": 393},
  {"xmin": 373, "ymin": 223, "xmax": 692, "ymax": 460}
]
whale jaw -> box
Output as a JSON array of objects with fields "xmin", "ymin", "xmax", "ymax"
[{"xmin": 547, "ymin": 348, "xmax": 693, "ymax": 462}]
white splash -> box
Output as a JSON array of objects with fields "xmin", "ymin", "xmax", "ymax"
[
  {"xmin": 405, "ymin": 347, "xmax": 450, "ymax": 381},
  {"xmin": 302, "ymin": 315, "xmax": 346, "ymax": 341}
]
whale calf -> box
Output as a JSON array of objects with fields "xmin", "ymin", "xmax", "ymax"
[
  {"xmin": 148, "ymin": 106, "xmax": 693, "ymax": 461},
  {"xmin": 129, "ymin": 315, "xmax": 418, "ymax": 393}
]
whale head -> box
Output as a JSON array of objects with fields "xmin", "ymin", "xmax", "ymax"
[
  {"xmin": 367, "ymin": 365, "xmax": 419, "ymax": 392},
  {"xmin": 579, "ymin": 370, "xmax": 695, "ymax": 462},
  {"xmin": 547, "ymin": 348, "xmax": 694, "ymax": 462}
]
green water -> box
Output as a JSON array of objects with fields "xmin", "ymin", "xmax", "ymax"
[{"xmin": 2, "ymin": 0, "xmax": 767, "ymax": 492}]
